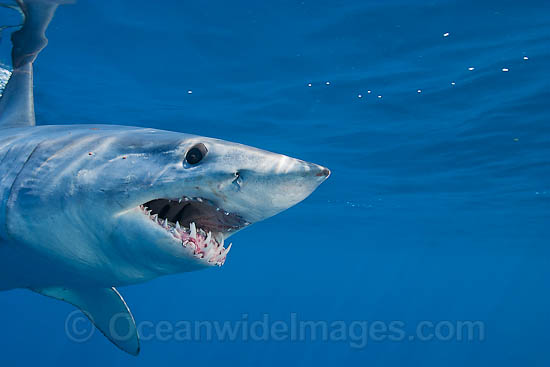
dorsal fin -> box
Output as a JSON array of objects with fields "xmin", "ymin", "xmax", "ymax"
[{"xmin": 0, "ymin": 0, "xmax": 66, "ymax": 129}]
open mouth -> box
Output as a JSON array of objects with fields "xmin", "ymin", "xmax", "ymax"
[{"xmin": 139, "ymin": 196, "xmax": 248, "ymax": 266}]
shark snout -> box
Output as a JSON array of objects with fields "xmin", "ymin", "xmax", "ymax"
[
  {"xmin": 317, "ymin": 167, "xmax": 331, "ymax": 177},
  {"xmin": 191, "ymin": 141, "xmax": 330, "ymax": 224},
  {"xmin": 295, "ymin": 161, "xmax": 331, "ymax": 184},
  {"xmin": 309, "ymin": 163, "xmax": 331, "ymax": 178},
  {"xmin": 238, "ymin": 158, "xmax": 330, "ymax": 222}
]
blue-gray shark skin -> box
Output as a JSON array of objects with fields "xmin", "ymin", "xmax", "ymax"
[{"xmin": 0, "ymin": 0, "xmax": 330, "ymax": 355}]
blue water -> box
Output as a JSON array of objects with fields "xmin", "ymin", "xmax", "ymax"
[{"xmin": 1, "ymin": 0, "xmax": 550, "ymax": 365}]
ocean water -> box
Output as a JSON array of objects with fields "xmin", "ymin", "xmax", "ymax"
[{"xmin": 1, "ymin": 0, "xmax": 549, "ymax": 365}]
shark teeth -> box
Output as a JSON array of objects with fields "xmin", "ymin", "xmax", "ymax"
[
  {"xmin": 139, "ymin": 204, "xmax": 232, "ymax": 267},
  {"xmin": 189, "ymin": 222, "xmax": 197, "ymax": 239}
]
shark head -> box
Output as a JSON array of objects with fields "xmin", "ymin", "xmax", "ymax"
[
  {"xmin": 107, "ymin": 129, "xmax": 330, "ymax": 276},
  {"xmin": 7, "ymin": 126, "xmax": 329, "ymax": 285}
]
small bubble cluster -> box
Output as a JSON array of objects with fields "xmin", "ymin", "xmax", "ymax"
[{"xmin": 304, "ymin": 31, "xmax": 530, "ymax": 102}]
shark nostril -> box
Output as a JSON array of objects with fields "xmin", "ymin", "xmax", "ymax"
[{"xmin": 232, "ymin": 171, "xmax": 243, "ymax": 189}]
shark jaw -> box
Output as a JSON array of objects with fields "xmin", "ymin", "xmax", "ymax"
[{"xmin": 138, "ymin": 196, "xmax": 249, "ymax": 267}]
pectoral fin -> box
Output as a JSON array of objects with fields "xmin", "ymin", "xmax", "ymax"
[{"xmin": 33, "ymin": 286, "xmax": 140, "ymax": 356}]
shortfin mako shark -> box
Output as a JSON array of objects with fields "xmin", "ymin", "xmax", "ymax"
[{"xmin": 0, "ymin": 0, "xmax": 330, "ymax": 355}]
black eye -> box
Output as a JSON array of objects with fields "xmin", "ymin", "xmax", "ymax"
[{"xmin": 185, "ymin": 143, "xmax": 208, "ymax": 165}]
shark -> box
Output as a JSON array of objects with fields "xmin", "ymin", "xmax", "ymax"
[{"xmin": 0, "ymin": 0, "xmax": 329, "ymax": 355}]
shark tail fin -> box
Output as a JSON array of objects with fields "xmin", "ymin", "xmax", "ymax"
[
  {"xmin": 33, "ymin": 286, "xmax": 141, "ymax": 356},
  {"xmin": 0, "ymin": 0, "xmax": 67, "ymax": 129}
]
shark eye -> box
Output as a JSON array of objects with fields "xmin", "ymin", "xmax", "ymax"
[{"xmin": 185, "ymin": 143, "xmax": 208, "ymax": 165}]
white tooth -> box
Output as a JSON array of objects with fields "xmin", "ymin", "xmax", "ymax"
[
  {"xmin": 184, "ymin": 197, "xmax": 189, "ymax": 201},
  {"xmin": 206, "ymin": 231, "xmax": 212, "ymax": 244},
  {"xmin": 196, "ymin": 197, "xmax": 203, "ymax": 202},
  {"xmin": 215, "ymin": 243, "xmax": 231, "ymax": 262},
  {"xmin": 179, "ymin": 198, "xmax": 182, "ymax": 203},
  {"xmin": 219, "ymin": 237, "xmax": 224, "ymax": 248},
  {"xmin": 190, "ymin": 222, "xmax": 196, "ymax": 238},
  {"xmin": 163, "ymin": 218, "xmax": 168, "ymax": 228},
  {"xmin": 216, "ymin": 207, "xmax": 221, "ymax": 211},
  {"xmin": 151, "ymin": 214, "xmax": 158, "ymax": 221},
  {"xmin": 225, "ymin": 212, "xmax": 230, "ymax": 216},
  {"xmin": 176, "ymin": 221, "xmax": 181, "ymax": 230},
  {"xmin": 204, "ymin": 246, "xmax": 215, "ymax": 261},
  {"xmin": 244, "ymin": 221, "xmax": 250, "ymax": 226}
]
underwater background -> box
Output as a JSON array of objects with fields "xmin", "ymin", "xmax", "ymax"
[{"xmin": 1, "ymin": 0, "xmax": 550, "ymax": 365}]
